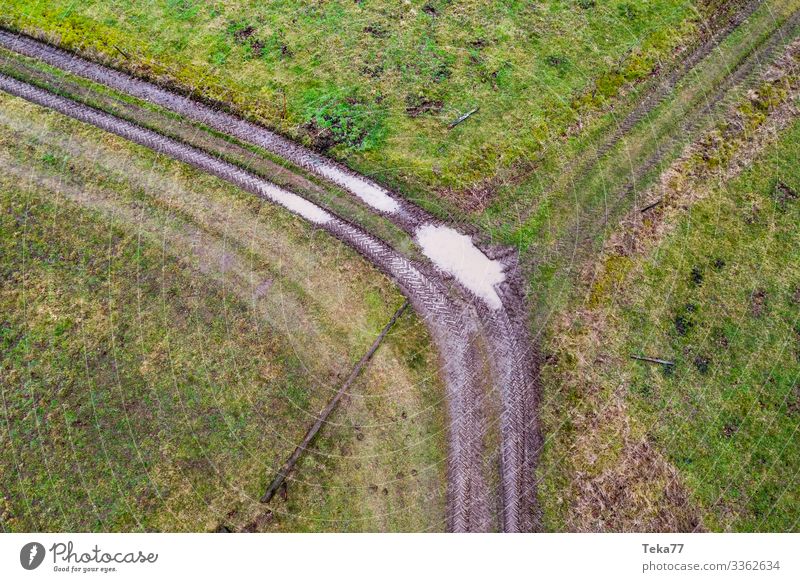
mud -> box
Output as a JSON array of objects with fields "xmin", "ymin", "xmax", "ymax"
[{"xmin": 0, "ymin": 70, "xmax": 538, "ymax": 531}]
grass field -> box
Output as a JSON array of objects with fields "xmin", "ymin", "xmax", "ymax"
[
  {"xmin": 624, "ymin": 136, "xmax": 800, "ymax": 532},
  {"xmin": 2, "ymin": 0, "xmax": 799, "ymax": 534},
  {"xmin": 537, "ymin": 62, "xmax": 800, "ymax": 531},
  {"xmin": 0, "ymin": 93, "xmax": 446, "ymax": 532},
  {"xmin": 0, "ymin": 0, "xmax": 720, "ymax": 213}
]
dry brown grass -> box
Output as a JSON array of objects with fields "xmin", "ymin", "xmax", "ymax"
[{"xmin": 543, "ymin": 306, "xmax": 704, "ymax": 532}]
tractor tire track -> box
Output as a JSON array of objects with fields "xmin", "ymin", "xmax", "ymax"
[
  {"xmin": 481, "ymin": 274, "xmax": 541, "ymax": 532},
  {"xmin": 534, "ymin": 4, "xmax": 800, "ymax": 287},
  {"xmin": 0, "ymin": 28, "xmax": 428, "ymax": 233},
  {"xmin": 590, "ymin": 0, "xmax": 765, "ymax": 164},
  {"xmin": 0, "ymin": 71, "xmax": 534, "ymax": 532},
  {"xmin": 0, "ymin": 27, "xmax": 545, "ymax": 531},
  {"xmin": 0, "ymin": 35, "xmax": 541, "ymax": 533},
  {"xmin": 519, "ymin": 0, "xmax": 766, "ymax": 227}
]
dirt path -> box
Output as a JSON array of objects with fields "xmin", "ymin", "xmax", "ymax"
[
  {"xmin": 0, "ymin": 68, "xmax": 538, "ymax": 531},
  {"xmin": 0, "ymin": 29, "xmax": 427, "ymax": 232}
]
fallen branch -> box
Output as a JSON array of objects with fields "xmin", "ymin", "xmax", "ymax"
[
  {"xmin": 112, "ymin": 45, "xmax": 131, "ymax": 60},
  {"xmin": 261, "ymin": 300, "xmax": 410, "ymax": 503},
  {"xmin": 631, "ymin": 354, "xmax": 674, "ymax": 366},
  {"xmin": 448, "ymin": 107, "xmax": 479, "ymax": 129},
  {"xmin": 640, "ymin": 198, "xmax": 663, "ymax": 213}
]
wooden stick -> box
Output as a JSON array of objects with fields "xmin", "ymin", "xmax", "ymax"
[
  {"xmin": 261, "ymin": 300, "xmax": 410, "ymax": 503},
  {"xmin": 112, "ymin": 45, "xmax": 131, "ymax": 60},
  {"xmin": 631, "ymin": 354, "xmax": 674, "ymax": 366},
  {"xmin": 640, "ymin": 198, "xmax": 663, "ymax": 213},
  {"xmin": 448, "ymin": 107, "xmax": 479, "ymax": 129}
]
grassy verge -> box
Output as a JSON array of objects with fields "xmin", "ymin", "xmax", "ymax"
[
  {"xmin": 537, "ymin": 46, "xmax": 800, "ymax": 531},
  {"xmin": 0, "ymin": 93, "xmax": 446, "ymax": 531},
  {"xmin": 0, "ymin": 0, "xmax": 714, "ymax": 209}
]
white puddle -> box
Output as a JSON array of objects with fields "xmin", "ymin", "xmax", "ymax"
[
  {"xmin": 415, "ymin": 224, "xmax": 505, "ymax": 309},
  {"xmin": 262, "ymin": 182, "xmax": 333, "ymax": 225},
  {"xmin": 317, "ymin": 166, "xmax": 400, "ymax": 214}
]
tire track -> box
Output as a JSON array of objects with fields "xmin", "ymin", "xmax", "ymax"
[
  {"xmin": 0, "ymin": 28, "xmax": 426, "ymax": 231},
  {"xmin": 0, "ymin": 71, "xmax": 537, "ymax": 531},
  {"xmin": 0, "ymin": 28, "xmax": 543, "ymax": 532},
  {"xmin": 518, "ymin": 0, "xmax": 767, "ymax": 227},
  {"xmin": 569, "ymin": 6, "xmax": 800, "ymax": 257},
  {"xmin": 589, "ymin": 0, "xmax": 765, "ymax": 164}
]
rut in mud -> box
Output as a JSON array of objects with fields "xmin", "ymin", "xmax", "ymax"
[
  {"xmin": 0, "ymin": 28, "xmax": 427, "ymax": 233},
  {"xmin": 0, "ymin": 33, "xmax": 542, "ymax": 530},
  {"xmin": 0, "ymin": 65, "xmax": 539, "ymax": 532}
]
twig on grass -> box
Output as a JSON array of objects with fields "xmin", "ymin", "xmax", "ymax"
[
  {"xmin": 640, "ymin": 198, "xmax": 663, "ymax": 213},
  {"xmin": 631, "ymin": 354, "xmax": 674, "ymax": 366},
  {"xmin": 448, "ymin": 107, "xmax": 479, "ymax": 129},
  {"xmin": 112, "ymin": 45, "xmax": 130, "ymax": 60}
]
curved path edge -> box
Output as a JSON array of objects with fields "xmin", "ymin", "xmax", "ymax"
[{"xmin": 0, "ymin": 70, "xmax": 539, "ymax": 531}]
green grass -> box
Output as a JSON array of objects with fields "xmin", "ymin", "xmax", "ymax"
[
  {"xmin": 538, "ymin": 99, "xmax": 800, "ymax": 532},
  {"xmin": 0, "ymin": 0, "xmax": 709, "ymax": 210},
  {"xmin": 0, "ymin": 93, "xmax": 446, "ymax": 532},
  {"xmin": 2, "ymin": 0, "xmax": 798, "ymax": 533}
]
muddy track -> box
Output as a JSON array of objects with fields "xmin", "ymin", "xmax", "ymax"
[
  {"xmin": 0, "ymin": 64, "xmax": 538, "ymax": 531},
  {"xmin": 2, "ymin": 3, "xmax": 791, "ymax": 532},
  {"xmin": 0, "ymin": 28, "xmax": 430, "ymax": 234},
  {"xmin": 0, "ymin": 31, "xmax": 542, "ymax": 531}
]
